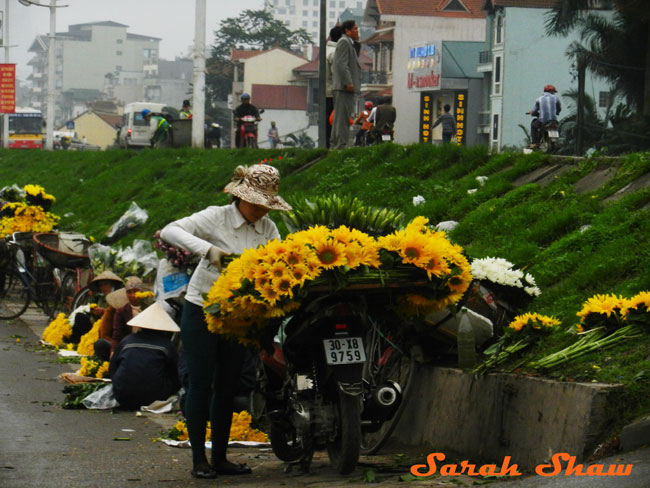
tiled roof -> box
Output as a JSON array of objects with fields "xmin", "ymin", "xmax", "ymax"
[
  {"xmin": 251, "ymin": 85, "xmax": 308, "ymax": 110},
  {"xmin": 231, "ymin": 47, "xmax": 307, "ymax": 62},
  {"xmin": 363, "ymin": 29, "xmax": 394, "ymax": 45},
  {"xmin": 484, "ymin": 0, "xmax": 558, "ymax": 8},
  {"xmin": 95, "ymin": 112, "xmax": 122, "ymax": 129},
  {"xmin": 231, "ymin": 49, "xmax": 267, "ymax": 61},
  {"xmin": 376, "ymin": 0, "xmax": 486, "ymax": 18}
]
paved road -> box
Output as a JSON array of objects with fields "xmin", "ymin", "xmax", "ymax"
[{"xmin": 1, "ymin": 306, "xmax": 648, "ymax": 487}]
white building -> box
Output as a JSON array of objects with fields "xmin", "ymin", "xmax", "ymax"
[
  {"xmin": 268, "ymin": 0, "xmax": 366, "ymax": 43},
  {"xmin": 26, "ymin": 21, "xmax": 162, "ymax": 124}
]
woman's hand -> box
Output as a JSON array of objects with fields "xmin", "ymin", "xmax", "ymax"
[{"xmin": 207, "ymin": 246, "xmax": 231, "ymax": 271}]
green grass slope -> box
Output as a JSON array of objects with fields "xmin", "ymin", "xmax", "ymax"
[{"xmin": 2, "ymin": 146, "xmax": 649, "ymax": 431}]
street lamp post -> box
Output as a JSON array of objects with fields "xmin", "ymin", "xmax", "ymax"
[
  {"xmin": 192, "ymin": 0, "xmax": 206, "ymax": 149},
  {"xmin": 18, "ymin": 0, "xmax": 67, "ymax": 151}
]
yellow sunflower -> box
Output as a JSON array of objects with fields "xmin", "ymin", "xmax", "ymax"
[{"xmin": 313, "ymin": 239, "xmax": 347, "ymax": 269}]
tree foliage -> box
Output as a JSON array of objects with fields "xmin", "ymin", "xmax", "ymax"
[
  {"xmin": 545, "ymin": 0, "xmax": 650, "ymax": 116},
  {"xmin": 206, "ymin": 9, "xmax": 312, "ymax": 101}
]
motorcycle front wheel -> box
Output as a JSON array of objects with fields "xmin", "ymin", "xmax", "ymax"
[
  {"xmin": 270, "ymin": 424, "xmax": 303, "ymax": 463},
  {"xmin": 326, "ymin": 393, "xmax": 361, "ymax": 474}
]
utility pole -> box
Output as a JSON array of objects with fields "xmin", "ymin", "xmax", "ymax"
[
  {"xmin": 317, "ymin": 0, "xmax": 326, "ymax": 148},
  {"xmin": 18, "ymin": 0, "xmax": 67, "ymax": 151},
  {"xmin": 576, "ymin": 55, "xmax": 586, "ymax": 156},
  {"xmin": 191, "ymin": 0, "xmax": 206, "ymax": 148},
  {"xmin": 2, "ymin": 0, "xmax": 10, "ymax": 148},
  {"xmin": 45, "ymin": 0, "xmax": 56, "ymax": 150}
]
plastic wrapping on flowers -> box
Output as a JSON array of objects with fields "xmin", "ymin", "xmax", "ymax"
[{"xmin": 203, "ymin": 217, "xmax": 472, "ymax": 344}]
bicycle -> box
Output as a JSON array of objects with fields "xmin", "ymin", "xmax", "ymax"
[
  {"xmin": 33, "ymin": 232, "xmax": 93, "ymax": 316},
  {"xmin": 360, "ymin": 314, "xmax": 420, "ymax": 455},
  {"xmin": 0, "ymin": 232, "xmax": 60, "ymax": 320},
  {"xmin": 359, "ymin": 280, "xmax": 519, "ymax": 455}
]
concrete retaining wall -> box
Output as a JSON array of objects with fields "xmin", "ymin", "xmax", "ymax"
[{"xmin": 390, "ymin": 366, "xmax": 623, "ymax": 470}]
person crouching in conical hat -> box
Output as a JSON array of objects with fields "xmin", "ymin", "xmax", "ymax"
[{"xmin": 108, "ymin": 302, "xmax": 181, "ymax": 410}]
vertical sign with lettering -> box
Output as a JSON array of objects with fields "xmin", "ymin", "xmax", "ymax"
[
  {"xmin": 0, "ymin": 64, "xmax": 16, "ymax": 114},
  {"xmin": 420, "ymin": 92, "xmax": 433, "ymax": 143},
  {"xmin": 454, "ymin": 90, "xmax": 467, "ymax": 146}
]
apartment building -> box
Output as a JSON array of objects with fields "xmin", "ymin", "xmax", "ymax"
[
  {"xmin": 26, "ymin": 21, "xmax": 161, "ymax": 124},
  {"xmin": 269, "ymin": 0, "xmax": 366, "ymax": 43}
]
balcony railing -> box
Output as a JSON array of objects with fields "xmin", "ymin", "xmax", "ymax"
[
  {"xmin": 479, "ymin": 51, "xmax": 492, "ymax": 64},
  {"xmin": 361, "ymin": 70, "xmax": 390, "ymax": 85}
]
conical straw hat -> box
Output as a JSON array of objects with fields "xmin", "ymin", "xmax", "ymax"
[
  {"xmin": 106, "ymin": 288, "xmax": 129, "ymax": 309},
  {"xmin": 127, "ymin": 301, "xmax": 180, "ymax": 332}
]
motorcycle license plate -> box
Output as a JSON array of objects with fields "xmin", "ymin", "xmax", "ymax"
[
  {"xmin": 323, "ymin": 337, "xmax": 366, "ymax": 365},
  {"xmin": 381, "ymin": 134, "xmax": 391, "ymax": 141},
  {"xmin": 548, "ymin": 130, "xmax": 559, "ymax": 138}
]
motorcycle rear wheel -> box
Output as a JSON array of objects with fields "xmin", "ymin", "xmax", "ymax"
[
  {"xmin": 360, "ymin": 350, "xmax": 417, "ymax": 455},
  {"xmin": 326, "ymin": 393, "xmax": 361, "ymax": 474}
]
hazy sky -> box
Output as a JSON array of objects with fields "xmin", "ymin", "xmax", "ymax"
[{"xmin": 7, "ymin": 0, "xmax": 264, "ymax": 80}]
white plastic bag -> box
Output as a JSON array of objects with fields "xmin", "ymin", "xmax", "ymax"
[
  {"xmin": 154, "ymin": 258, "xmax": 190, "ymax": 301},
  {"xmin": 82, "ymin": 384, "xmax": 120, "ymax": 409},
  {"xmin": 104, "ymin": 202, "xmax": 148, "ymax": 242}
]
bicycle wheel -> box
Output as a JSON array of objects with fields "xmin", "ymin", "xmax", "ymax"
[
  {"xmin": 57, "ymin": 271, "xmax": 77, "ymax": 316},
  {"xmin": 360, "ymin": 335, "xmax": 417, "ymax": 455},
  {"xmin": 33, "ymin": 265, "xmax": 61, "ymax": 319},
  {"xmin": 71, "ymin": 286, "xmax": 93, "ymax": 311},
  {"xmin": 0, "ymin": 270, "xmax": 31, "ymax": 320}
]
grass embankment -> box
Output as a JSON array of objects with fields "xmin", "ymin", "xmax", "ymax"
[{"xmin": 1, "ymin": 145, "xmax": 649, "ymax": 432}]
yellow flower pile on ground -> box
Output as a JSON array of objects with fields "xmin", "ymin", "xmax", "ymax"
[
  {"xmin": 0, "ymin": 184, "xmax": 60, "ymax": 238},
  {"xmin": 165, "ymin": 412, "xmax": 268, "ymax": 443},
  {"xmin": 204, "ymin": 217, "xmax": 472, "ymax": 342},
  {"xmin": 78, "ymin": 356, "xmax": 109, "ymax": 378},
  {"xmin": 42, "ymin": 313, "xmax": 72, "ymax": 346},
  {"xmin": 229, "ymin": 411, "xmax": 269, "ymax": 442},
  {"xmin": 77, "ymin": 319, "xmax": 101, "ymax": 356}
]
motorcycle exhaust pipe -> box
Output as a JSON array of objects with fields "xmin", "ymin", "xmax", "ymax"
[
  {"xmin": 363, "ymin": 381, "xmax": 402, "ymax": 423},
  {"xmin": 375, "ymin": 385, "xmax": 398, "ymax": 407}
]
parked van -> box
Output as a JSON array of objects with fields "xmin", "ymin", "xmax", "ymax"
[{"xmin": 118, "ymin": 102, "xmax": 167, "ymax": 149}]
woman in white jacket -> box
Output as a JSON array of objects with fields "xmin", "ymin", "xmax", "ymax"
[{"xmin": 161, "ymin": 164, "xmax": 291, "ymax": 479}]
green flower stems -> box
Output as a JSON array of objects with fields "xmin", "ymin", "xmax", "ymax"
[
  {"xmin": 528, "ymin": 325, "xmax": 643, "ymax": 371},
  {"xmin": 473, "ymin": 339, "xmax": 532, "ymax": 374}
]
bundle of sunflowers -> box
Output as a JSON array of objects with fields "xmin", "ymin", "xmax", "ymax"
[{"xmin": 204, "ymin": 217, "xmax": 472, "ymax": 343}]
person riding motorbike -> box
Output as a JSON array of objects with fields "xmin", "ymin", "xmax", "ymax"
[
  {"xmin": 527, "ymin": 84, "xmax": 561, "ymax": 148},
  {"xmin": 233, "ymin": 93, "xmax": 261, "ymax": 148},
  {"xmin": 353, "ymin": 101, "xmax": 374, "ymax": 146},
  {"xmin": 368, "ymin": 96, "xmax": 397, "ymax": 144}
]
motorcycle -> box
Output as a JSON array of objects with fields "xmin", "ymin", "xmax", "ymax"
[
  {"xmin": 369, "ymin": 126, "xmax": 394, "ymax": 145},
  {"xmin": 253, "ymin": 293, "xmax": 412, "ymax": 474},
  {"xmin": 236, "ymin": 109, "xmax": 264, "ymax": 149},
  {"xmin": 528, "ymin": 114, "xmax": 559, "ymax": 153}
]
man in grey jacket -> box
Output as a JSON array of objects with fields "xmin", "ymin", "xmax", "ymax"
[{"xmin": 330, "ymin": 20, "xmax": 361, "ymax": 149}]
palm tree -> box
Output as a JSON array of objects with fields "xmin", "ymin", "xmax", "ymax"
[{"xmin": 545, "ymin": 0, "xmax": 650, "ymax": 116}]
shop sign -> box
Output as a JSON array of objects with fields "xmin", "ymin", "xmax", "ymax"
[
  {"xmin": 454, "ymin": 90, "xmax": 467, "ymax": 145},
  {"xmin": 407, "ymin": 42, "xmax": 441, "ymax": 91},
  {"xmin": 0, "ymin": 64, "xmax": 16, "ymax": 114},
  {"xmin": 419, "ymin": 92, "xmax": 433, "ymax": 143}
]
